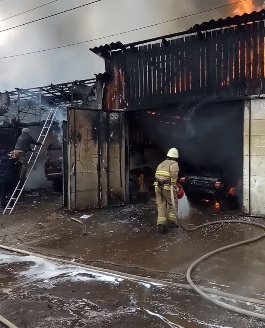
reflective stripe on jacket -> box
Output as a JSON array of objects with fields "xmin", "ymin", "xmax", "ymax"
[{"xmin": 154, "ymin": 159, "xmax": 179, "ymax": 190}]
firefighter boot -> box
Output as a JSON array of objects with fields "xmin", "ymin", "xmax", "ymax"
[
  {"xmin": 157, "ymin": 224, "xmax": 168, "ymax": 234},
  {"xmin": 168, "ymin": 221, "xmax": 179, "ymax": 229}
]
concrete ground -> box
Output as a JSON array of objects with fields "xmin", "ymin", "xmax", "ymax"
[{"xmin": 0, "ymin": 190, "xmax": 265, "ymax": 327}]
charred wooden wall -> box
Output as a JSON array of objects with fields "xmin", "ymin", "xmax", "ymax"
[{"xmin": 104, "ymin": 21, "xmax": 265, "ymax": 110}]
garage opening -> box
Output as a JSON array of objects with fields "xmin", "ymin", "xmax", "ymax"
[
  {"xmin": 0, "ymin": 127, "xmax": 21, "ymax": 151},
  {"xmin": 127, "ymin": 101, "xmax": 244, "ymax": 210}
]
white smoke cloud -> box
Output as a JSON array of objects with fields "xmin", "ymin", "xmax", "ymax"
[
  {"xmin": 0, "ymin": 0, "xmax": 231, "ymax": 91},
  {"xmin": 25, "ymin": 126, "xmax": 57, "ymax": 190}
]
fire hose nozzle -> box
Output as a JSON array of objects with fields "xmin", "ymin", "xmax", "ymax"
[{"xmin": 176, "ymin": 182, "xmax": 184, "ymax": 199}]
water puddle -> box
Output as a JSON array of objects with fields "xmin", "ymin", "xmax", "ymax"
[
  {"xmin": 0, "ymin": 253, "xmax": 123, "ymax": 289},
  {"xmin": 0, "ymin": 252, "xmax": 263, "ymax": 328}
]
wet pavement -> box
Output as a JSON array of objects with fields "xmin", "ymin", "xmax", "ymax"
[{"xmin": 0, "ymin": 191, "xmax": 265, "ymax": 327}]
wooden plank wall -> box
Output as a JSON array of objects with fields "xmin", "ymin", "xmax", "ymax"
[{"xmin": 108, "ymin": 22, "xmax": 265, "ymax": 110}]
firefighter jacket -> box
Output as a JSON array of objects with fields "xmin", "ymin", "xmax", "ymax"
[{"xmin": 154, "ymin": 159, "xmax": 179, "ymax": 191}]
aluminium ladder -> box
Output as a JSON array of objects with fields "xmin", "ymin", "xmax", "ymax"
[{"xmin": 3, "ymin": 108, "xmax": 58, "ymax": 215}]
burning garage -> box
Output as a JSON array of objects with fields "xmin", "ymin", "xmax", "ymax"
[
  {"xmin": 63, "ymin": 9, "xmax": 265, "ymax": 216},
  {"xmin": 2, "ymin": 9, "xmax": 265, "ymax": 217}
]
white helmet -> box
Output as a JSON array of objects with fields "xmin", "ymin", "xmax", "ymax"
[{"xmin": 167, "ymin": 148, "xmax": 179, "ymax": 159}]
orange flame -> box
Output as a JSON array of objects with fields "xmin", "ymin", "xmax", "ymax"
[
  {"xmin": 229, "ymin": 187, "xmax": 236, "ymax": 196},
  {"xmin": 230, "ymin": 0, "xmax": 265, "ymax": 15},
  {"xmin": 214, "ymin": 201, "xmax": 220, "ymax": 210}
]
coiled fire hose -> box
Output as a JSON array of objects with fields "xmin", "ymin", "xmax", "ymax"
[{"xmin": 171, "ymin": 184, "xmax": 265, "ymax": 320}]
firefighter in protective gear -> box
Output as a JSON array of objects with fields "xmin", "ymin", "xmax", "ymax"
[{"xmin": 154, "ymin": 148, "xmax": 179, "ymax": 233}]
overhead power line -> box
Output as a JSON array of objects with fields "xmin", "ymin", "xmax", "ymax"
[
  {"xmin": 0, "ymin": 0, "xmax": 249, "ymax": 60},
  {"xmin": 0, "ymin": 0, "xmax": 102, "ymax": 33},
  {"xmin": 1, "ymin": 0, "xmax": 62, "ymax": 22}
]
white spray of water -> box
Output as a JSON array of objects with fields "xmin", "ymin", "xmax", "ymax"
[{"xmin": 178, "ymin": 193, "xmax": 190, "ymax": 218}]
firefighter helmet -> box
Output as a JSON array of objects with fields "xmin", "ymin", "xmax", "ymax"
[{"xmin": 167, "ymin": 148, "xmax": 179, "ymax": 159}]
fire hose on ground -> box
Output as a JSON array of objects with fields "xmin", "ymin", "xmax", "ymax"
[
  {"xmin": 172, "ymin": 183, "xmax": 265, "ymax": 320},
  {"xmin": 1, "ymin": 187, "xmax": 265, "ymax": 325},
  {"xmin": 0, "ymin": 315, "xmax": 18, "ymax": 328}
]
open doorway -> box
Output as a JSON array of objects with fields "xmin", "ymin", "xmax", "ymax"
[
  {"xmin": 66, "ymin": 101, "xmax": 244, "ymax": 212},
  {"xmin": 127, "ymin": 100, "xmax": 244, "ymax": 211}
]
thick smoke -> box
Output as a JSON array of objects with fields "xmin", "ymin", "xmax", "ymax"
[
  {"xmin": 53, "ymin": 108, "xmax": 66, "ymax": 144},
  {"xmin": 0, "ymin": 0, "xmax": 231, "ymax": 90},
  {"xmin": 0, "ymin": 0, "xmax": 104, "ymax": 90},
  {"xmin": 89, "ymin": 0, "xmax": 231, "ymax": 44},
  {"xmin": 23, "ymin": 109, "xmax": 65, "ymax": 190},
  {"xmin": 131, "ymin": 101, "xmax": 243, "ymax": 185},
  {"xmin": 25, "ymin": 126, "xmax": 58, "ymax": 190}
]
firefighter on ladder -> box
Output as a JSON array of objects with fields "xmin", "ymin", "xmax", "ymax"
[
  {"xmin": 11, "ymin": 128, "xmax": 42, "ymax": 182},
  {"xmin": 154, "ymin": 148, "xmax": 179, "ymax": 234}
]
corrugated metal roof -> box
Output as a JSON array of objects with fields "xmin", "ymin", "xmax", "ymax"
[
  {"xmin": 90, "ymin": 9, "xmax": 265, "ymax": 56},
  {"xmin": 190, "ymin": 8, "xmax": 265, "ymax": 31}
]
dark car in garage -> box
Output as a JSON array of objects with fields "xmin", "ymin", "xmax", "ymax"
[{"xmin": 179, "ymin": 168, "xmax": 230, "ymax": 205}]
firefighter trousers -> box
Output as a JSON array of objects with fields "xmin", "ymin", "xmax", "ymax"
[{"xmin": 155, "ymin": 187, "xmax": 178, "ymax": 225}]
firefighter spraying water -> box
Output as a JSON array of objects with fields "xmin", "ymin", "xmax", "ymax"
[{"xmin": 154, "ymin": 147, "xmax": 181, "ymax": 234}]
